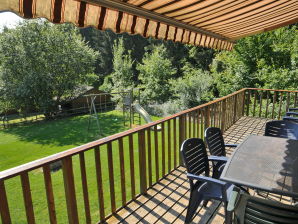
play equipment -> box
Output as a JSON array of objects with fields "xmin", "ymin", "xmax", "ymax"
[
  {"xmin": 85, "ymin": 89, "xmax": 141, "ymax": 135},
  {"xmin": 133, "ymin": 102, "xmax": 161, "ymax": 131}
]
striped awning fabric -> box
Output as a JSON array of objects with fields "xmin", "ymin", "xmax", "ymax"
[{"xmin": 1, "ymin": 0, "xmax": 297, "ymax": 51}]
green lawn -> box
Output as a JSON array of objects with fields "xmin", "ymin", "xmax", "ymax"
[{"xmin": 0, "ymin": 110, "xmax": 185, "ymax": 223}]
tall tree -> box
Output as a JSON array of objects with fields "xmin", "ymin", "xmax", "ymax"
[
  {"xmin": 137, "ymin": 45, "xmax": 176, "ymax": 103},
  {"xmin": 108, "ymin": 38, "xmax": 134, "ymax": 91},
  {"xmin": 0, "ymin": 20, "xmax": 98, "ymax": 118}
]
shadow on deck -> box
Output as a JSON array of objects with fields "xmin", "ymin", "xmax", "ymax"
[{"xmin": 107, "ymin": 116, "xmax": 290, "ymax": 224}]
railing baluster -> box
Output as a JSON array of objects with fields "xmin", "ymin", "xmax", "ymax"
[
  {"xmin": 21, "ymin": 172, "xmax": 36, "ymax": 224},
  {"xmin": 161, "ymin": 122, "xmax": 166, "ymax": 177},
  {"xmin": 62, "ymin": 157, "xmax": 79, "ymax": 224},
  {"xmin": 168, "ymin": 120, "xmax": 171, "ymax": 173},
  {"xmin": 43, "ymin": 165, "xmax": 57, "ymax": 224},
  {"xmin": 107, "ymin": 142, "xmax": 116, "ymax": 213},
  {"xmin": 179, "ymin": 115, "xmax": 186, "ymax": 165},
  {"xmin": 138, "ymin": 130, "xmax": 147, "ymax": 194},
  {"xmin": 146, "ymin": 129, "xmax": 152, "ymax": 188},
  {"xmin": 278, "ymin": 92, "xmax": 283, "ymax": 120},
  {"xmin": 94, "ymin": 146, "xmax": 105, "ymax": 221},
  {"xmin": 193, "ymin": 111, "xmax": 197, "ymax": 137},
  {"xmin": 221, "ymin": 100, "xmax": 226, "ymax": 131},
  {"xmin": 200, "ymin": 109, "xmax": 203, "ymax": 139},
  {"xmin": 294, "ymin": 93, "xmax": 298, "ymax": 108},
  {"xmin": 128, "ymin": 134, "xmax": 136, "ymax": 198},
  {"xmin": 197, "ymin": 110, "xmax": 201, "ymax": 138},
  {"xmin": 154, "ymin": 126, "xmax": 159, "ymax": 181},
  {"xmin": 233, "ymin": 94, "xmax": 238, "ymax": 122},
  {"xmin": 286, "ymin": 92, "xmax": 290, "ymax": 112},
  {"xmin": 272, "ymin": 92, "xmax": 277, "ymax": 119},
  {"xmin": 79, "ymin": 153, "xmax": 91, "ymax": 224},
  {"xmin": 258, "ymin": 91, "xmax": 263, "ymax": 117},
  {"xmin": 118, "ymin": 138, "xmax": 126, "ymax": 205},
  {"xmin": 252, "ymin": 90, "xmax": 257, "ymax": 117},
  {"xmin": 188, "ymin": 113, "xmax": 192, "ymax": 138},
  {"xmin": 246, "ymin": 90, "xmax": 250, "ymax": 116},
  {"xmin": 173, "ymin": 118, "xmax": 177, "ymax": 168},
  {"xmin": 0, "ymin": 180, "xmax": 11, "ymax": 224},
  {"xmin": 265, "ymin": 91, "xmax": 269, "ymax": 118}
]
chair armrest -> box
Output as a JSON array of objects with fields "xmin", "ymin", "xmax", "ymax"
[
  {"xmin": 289, "ymin": 108, "xmax": 298, "ymax": 111},
  {"xmin": 227, "ymin": 189, "xmax": 240, "ymax": 212},
  {"xmin": 187, "ymin": 173, "xmax": 227, "ymax": 186},
  {"xmin": 286, "ymin": 112, "xmax": 298, "ymax": 116},
  {"xmin": 283, "ymin": 116, "xmax": 298, "ymax": 121},
  {"xmin": 208, "ymin": 155, "xmax": 228, "ymax": 162},
  {"xmin": 225, "ymin": 144, "xmax": 238, "ymax": 148}
]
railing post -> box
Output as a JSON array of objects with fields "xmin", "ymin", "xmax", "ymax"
[
  {"xmin": 62, "ymin": 157, "xmax": 79, "ymax": 224},
  {"xmin": 138, "ymin": 130, "xmax": 147, "ymax": 194},
  {"xmin": 179, "ymin": 115, "xmax": 186, "ymax": 165}
]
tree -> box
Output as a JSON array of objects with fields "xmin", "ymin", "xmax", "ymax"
[
  {"xmin": 170, "ymin": 62, "xmax": 212, "ymax": 109},
  {"xmin": 137, "ymin": 45, "xmax": 176, "ymax": 103},
  {"xmin": 211, "ymin": 25, "xmax": 298, "ymax": 96},
  {"xmin": 110, "ymin": 38, "xmax": 134, "ymax": 91},
  {"xmin": 0, "ymin": 20, "xmax": 98, "ymax": 118}
]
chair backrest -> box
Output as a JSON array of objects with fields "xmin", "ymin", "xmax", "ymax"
[
  {"xmin": 180, "ymin": 138, "xmax": 209, "ymax": 177},
  {"xmin": 229, "ymin": 191, "xmax": 298, "ymax": 224},
  {"xmin": 205, "ymin": 127, "xmax": 226, "ymax": 157},
  {"xmin": 265, "ymin": 120, "xmax": 298, "ymax": 140}
]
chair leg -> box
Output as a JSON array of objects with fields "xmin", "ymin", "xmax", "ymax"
[
  {"xmin": 224, "ymin": 202, "xmax": 232, "ymax": 224},
  {"xmin": 185, "ymin": 191, "xmax": 204, "ymax": 223}
]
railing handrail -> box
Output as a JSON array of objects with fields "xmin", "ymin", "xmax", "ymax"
[
  {"xmin": 246, "ymin": 88, "xmax": 298, "ymax": 93},
  {"xmin": 0, "ymin": 87, "xmax": 246, "ymax": 180}
]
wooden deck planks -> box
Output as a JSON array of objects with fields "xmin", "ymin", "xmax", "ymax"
[{"xmin": 107, "ymin": 116, "xmax": 292, "ymax": 224}]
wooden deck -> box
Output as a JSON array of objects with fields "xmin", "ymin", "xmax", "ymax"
[{"xmin": 106, "ymin": 116, "xmax": 292, "ymax": 224}]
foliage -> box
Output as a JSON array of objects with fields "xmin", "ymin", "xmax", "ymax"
[
  {"xmin": 110, "ymin": 38, "xmax": 134, "ymax": 91},
  {"xmin": 137, "ymin": 45, "xmax": 176, "ymax": 103},
  {"xmin": 170, "ymin": 63, "xmax": 213, "ymax": 110},
  {"xmin": 211, "ymin": 25, "xmax": 298, "ymax": 96},
  {"xmin": 0, "ymin": 20, "xmax": 98, "ymax": 118}
]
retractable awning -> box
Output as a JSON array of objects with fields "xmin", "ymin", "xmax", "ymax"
[{"xmin": 1, "ymin": 0, "xmax": 297, "ymax": 50}]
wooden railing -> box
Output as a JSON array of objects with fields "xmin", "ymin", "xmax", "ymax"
[
  {"xmin": 1, "ymin": 88, "xmax": 296, "ymax": 224},
  {"xmin": 244, "ymin": 88, "xmax": 298, "ymax": 120}
]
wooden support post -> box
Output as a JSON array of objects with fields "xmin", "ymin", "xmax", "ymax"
[
  {"xmin": 62, "ymin": 157, "xmax": 79, "ymax": 224},
  {"xmin": 138, "ymin": 130, "xmax": 147, "ymax": 194}
]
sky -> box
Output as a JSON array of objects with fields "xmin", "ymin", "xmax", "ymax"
[{"xmin": 0, "ymin": 12, "xmax": 24, "ymax": 30}]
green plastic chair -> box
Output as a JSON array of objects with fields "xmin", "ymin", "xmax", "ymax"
[{"xmin": 227, "ymin": 187, "xmax": 298, "ymax": 224}]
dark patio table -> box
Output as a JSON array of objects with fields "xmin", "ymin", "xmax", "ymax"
[{"xmin": 220, "ymin": 135, "xmax": 298, "ymax": 198}]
